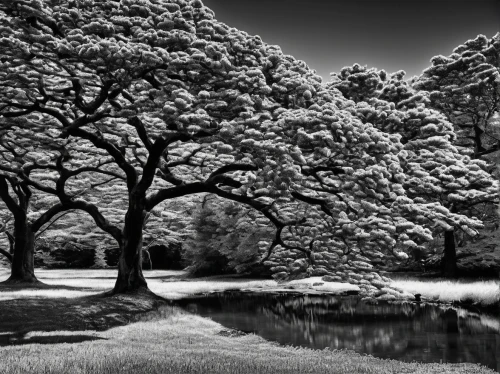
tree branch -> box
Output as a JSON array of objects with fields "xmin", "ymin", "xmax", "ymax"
[
  {"xmin": 67, "ymin": 128, "xmax": 137, "ymax": 191},
  {"xmin": 0, "ymin": 248, "xmax": 12, "ymax": 263},
  {"xmin": 0, "ymin": 176, "xmax": 22, "ymax": 217},
  {"xmin": 208, "ymin": 163, "xmax": 258, "ymax": 179},
  {"xmin": 135, "ymin": 130, "xmax": 191, "ymax": 195},
  {"xmin": 128, "ymin": 116, "xmax": 152, "ymax": 151},
  {"xmin": 34, "ymin": 209, "xmax": 74, "ymax": 240}
]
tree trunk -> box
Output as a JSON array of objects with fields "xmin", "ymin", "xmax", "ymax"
[
  {"xmin": 5, "ymin": 217, "xmax": 37, "ymax": 284},
  {"xmin": 112, "ymin": 195, "xmax": 148, "ymax": 294},
  {"xmin": 442, "ymin": 229, "xmax": 458, "ymax": 278}
]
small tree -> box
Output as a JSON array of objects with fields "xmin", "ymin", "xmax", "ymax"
[
  {"xmin": 0, "ymin": 120, "xmax": 121, "ymax": 283},
  {"xmin": 185, "ymin": 194, "xmax": 275, "ymax": 275}
]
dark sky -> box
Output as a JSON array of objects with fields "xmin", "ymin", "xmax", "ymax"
[{"xmin": 203, "ymin": 0, "xmax": 500, "ymax": 81}]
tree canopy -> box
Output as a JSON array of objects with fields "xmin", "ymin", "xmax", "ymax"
[
  {"xmin": 414, "ymin": 33, "xmax": 500, "ymax": 159},
  {"xmin": 329, "ymin": 63, "xmax": 498, "ymax": 276},
  {"xmin": 0, "ymin": 0, "xmax": 497, "ymax": 295}
]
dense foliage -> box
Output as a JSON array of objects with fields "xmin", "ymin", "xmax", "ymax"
[
  {"xmin": 414, "ymin": 34, "xmax": 500, "ymax": 159},
  {"xmin": 0, "ymin": 0, "xmax": 497, "ymax": 296},
  {"xmin": 184, "ymin": 194, "xmax": 274, "ymax": 276},
  {"xmin": 329, "ymin": 63, "xmax": 498, "ymax": 276}
]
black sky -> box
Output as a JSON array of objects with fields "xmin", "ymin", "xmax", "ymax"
[{"xmin": 203, "ymin": 0, "xmax": 500, "ymax": 81}]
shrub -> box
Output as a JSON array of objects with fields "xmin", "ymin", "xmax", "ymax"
[
  {"xmin": 183, "ymin": 196, "xmax": 274, "ymax": 276},
  {"xmin": 147, "ymin": 242, "xmax": 185, "ymax": 270}
]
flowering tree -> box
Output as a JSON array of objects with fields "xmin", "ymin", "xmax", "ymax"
[{"xmin": 329, "ymin": 64, "xmax": 498, "ymax": 276}]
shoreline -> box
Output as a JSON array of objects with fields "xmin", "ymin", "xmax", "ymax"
[
  {"xmin": 0, "ymin": 269, "xmax": 498, "ymax": 373},
  {"xmin": 1, "ymin": 267, "xmax": 499, "ymax": 310},
  {"xmin": 0, "ymin": 295, "xmax": 496, "ymax": 374}
]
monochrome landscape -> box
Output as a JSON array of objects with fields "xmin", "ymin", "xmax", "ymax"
[{"xmin": 0, "ymin": 0, "xmax": 499, "ymax": 373}]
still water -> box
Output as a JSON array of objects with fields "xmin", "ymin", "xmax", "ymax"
[{"xmin": 177, "ymin": 292, "xmax": 500, "ymax": 372}]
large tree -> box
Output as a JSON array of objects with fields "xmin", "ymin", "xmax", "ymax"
[
  {"xmin": 329, "ymin": 64, "xmax": 498, "ymax": 277},
  {"xmin": 412, "ymin": 35, "xmax": 500, "ymax": 273},
  {"xmin": 0, "ymin": 0, "xmax": 328, "ymax": 293},
  {"xmin": 0, "ymin": 0, "xmax": 469, "ymax": 295}
]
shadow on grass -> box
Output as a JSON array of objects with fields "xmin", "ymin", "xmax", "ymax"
[
  {"xmin": 0, "ymin": 280, "xmax": 101, "ymax": 292},
  {"xmin": 0, "ymin": 291, "xmax": 171, "ymax": 338},
  {"xmin": 0, "ymin": 332, "xmax": 107, "ymax": 346}
]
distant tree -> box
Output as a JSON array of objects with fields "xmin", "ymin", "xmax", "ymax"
[
  {"xmin": 414, "ymin": 34, "xmax": 500, "ymax": 160},
  {"xmin": 0, "ymin": 212, "xmax": 13, "ymax": 264},
  {"xmin": 0, "ymin": 122, "xmax": 120, "ymax": 283},
  {"xmin": 329, "ymin": 64, "xmax": 498, "ymax": 277},
  {"xmin": 412, "ymin": 34, "xmax": 500, "ymax": 271}
]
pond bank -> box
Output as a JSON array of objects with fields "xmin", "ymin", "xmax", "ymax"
[
  {"xmin": 389, "ymin": 277, "xmax": 500, "ymax": 310},
  {"xmin": 0, "ymin": 300, "xmax": 496, "ymax": 374},
  {"xmin": 1, "ymin": 268, "xmax": 498, "ymax": 309},
  {"xmin": 176, "ymin": 291, "xmax": 500, "ymax": 371},
  {"xmin": 0, "ymin": 269, "xmax": 498, "ymax": 373}
]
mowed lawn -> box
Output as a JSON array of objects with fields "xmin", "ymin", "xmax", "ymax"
[{"xmin": 0, "ymin": 268, "xmax": 498, "ymax": 374}]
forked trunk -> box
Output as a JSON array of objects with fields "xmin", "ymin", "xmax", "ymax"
[
  {"xmin": 442, "ymin": 229, "xmax": 458, "ymax": 278},
  {"xmin": 112, "ymin": 196, "xmax": 148, "ymax": 294},
  {"xmin": 5, "ymin": 218, "xmax": 37, "ymax": 284}
]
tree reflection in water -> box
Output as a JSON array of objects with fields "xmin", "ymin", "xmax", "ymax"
[{"xmin": 178, "ymin": 293, "xmax": 500, "ymax": 371}]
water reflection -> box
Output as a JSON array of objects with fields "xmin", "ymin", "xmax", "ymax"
[{"xmin": 177, "ymin": 293, "xmax": 500, "ymax": 372}]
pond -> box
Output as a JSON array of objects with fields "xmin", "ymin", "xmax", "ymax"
[{"xmin": 177, "ymin": 292, "xmax": 500, "ymax": 372}]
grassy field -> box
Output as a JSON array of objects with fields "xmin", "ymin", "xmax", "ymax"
[{"xmin": 0, "ymin": 268, "xmax": 498, "ymax": 373}]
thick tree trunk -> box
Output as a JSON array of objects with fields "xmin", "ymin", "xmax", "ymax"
[
  {"xmin": 5, "ymin": 218, "xmax": 37, "ymax": 284},
  {"xmin": 441, "ymin": 229, "xmax": 458, "ymax": 278},
  {"xmin": 113, "ymin": 195, "xmax": 148, "ymax": 294}
]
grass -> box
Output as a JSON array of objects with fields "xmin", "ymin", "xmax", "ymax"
[
  {"xmin": 2, "ymin": 267, "xmax": 499, "ymax": 307},
  {"xmin": 0, "ymin": 268, "xmax": 498, "ymax": 373},
  {"xmin": 0, "ymin": 292, "xmax": 166, "ymax": 336},
  {"xmin": 1, "ymin": 267, "xmax": 498, "ymax": 307},
  {"xmin": 0, "ymin": 304, "xmax": 496, "ymax": 374},
  {"xmin": 0, "ymin": 269, "xmax": 359, "ymax": 300},
  {"xmin": 390, "ymin": 278, "xmax": 500, "ymax": 306}
]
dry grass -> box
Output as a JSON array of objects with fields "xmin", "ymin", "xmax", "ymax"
[
  {"xmin": 391, "ymin": 279, "xmax": 500, "ymax": 306},
  {"xmin": 0, "ymin": 305, "xmax": 495, "ymax": 374}
]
